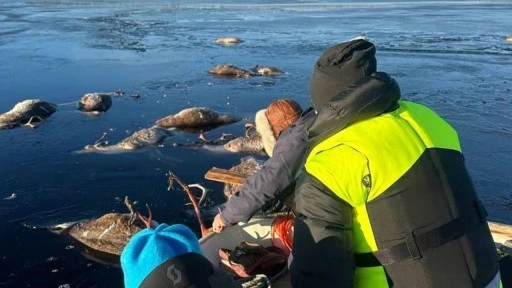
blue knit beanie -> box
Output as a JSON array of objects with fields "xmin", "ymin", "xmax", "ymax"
[{"xmin": 121, "ymin": 224, "xmax": 205, "ymax": 288}]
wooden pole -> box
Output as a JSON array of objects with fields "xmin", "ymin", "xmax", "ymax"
[
  {"xmin": 204, "ymin": 167, "xmax": 247, "ymax": 185},
  {"xmin": 488, "ymin": 221, "xmax": 512, "ymax": 238}
]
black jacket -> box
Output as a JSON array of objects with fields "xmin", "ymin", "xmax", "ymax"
[
  {"xmin": 291, "ymin": 72, "xmax": 499, "ymax": 288},
  {"xmin": 291, "ymin": 72, "xmax": 401, "ymax": 287},
  {"xmin": 220, "ymin": 72, "xmax": 400, "ymax": 226}
]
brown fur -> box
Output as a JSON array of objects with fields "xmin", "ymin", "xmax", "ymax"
[
  {"xmin": 224, "ymin": 157, "xmax": 264, "ymax": 198},
  {"xmin": 220, "ymin": 109, "xmax": 277, "ymax": 156},
  {"xmin": 0, "ymin": 99, "xmax": 57, "ymax": 129},
  {"xmin": 251, "ymin": 65, "xmax": 285, "ymax": 76},
  {"xmin": 156, "ymin": 107, "xmax": 238, "ymax": 129},
  {"xmin": 215, "ymin": 37, "xmax": 244, "ymax": 45},
  {"xmin": 223, "ymin": 132, "xmax": 266, "ymax": 155},
  {"xmin": 78, "ymin": 93, "xmax": 113, "ymax": 113},
  {"xmin": 208, "ymin": 64, "xmax": 255, "ymax": 78},
  {"xmin": 68, "ymin": 213, "xmax": 145, "ymax": 256},
  {"xmin": 82, "ymin": 126, "xmax": 173, "ymax": 152}
]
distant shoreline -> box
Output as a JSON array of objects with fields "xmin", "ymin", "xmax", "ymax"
[{"xmin": 19, "ymin": 1, "xmax": 512, "ymax": 9}]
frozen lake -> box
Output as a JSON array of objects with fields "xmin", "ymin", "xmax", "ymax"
[{"xmin": 0, "ymin": 1, "xmax": 511, "ymax": 287}]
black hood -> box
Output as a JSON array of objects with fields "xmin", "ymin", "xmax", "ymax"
[
  {"xmin": 308, "ymin": 72, "xmax": 401, "ymax": 145},
  {"xmin": 310, "ymin": 39, "xmax": 377, "ymax": 111}
]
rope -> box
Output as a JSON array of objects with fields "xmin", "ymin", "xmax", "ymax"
[{"xmin": 271, "ymin": 215, "xmax": 294, "ymax": 254}]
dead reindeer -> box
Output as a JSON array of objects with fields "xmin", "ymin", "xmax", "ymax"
[
  {"xmin": 184, "ymin": 123, "xmax": 266, "ymax": 156},
  {"xmin": 223, "ymin": 157, "xmax": 264, "ymax": 199},
  {"xmin": 77, "ymin": 93, "xmax": 113, "ymax": 113},
  {"xmin": 250, "ymin": 65, "xmax": 285, "ymax": 76},
  {"xmin": 198, "ymin": 132, "xmax": 234, "ymax": 144},
  {"xmin": 172, "ymin": 132, "xmax": 236, "ymax": 151},
  {"xmin": 208, "ymin": 64, "xmax": 256, "ymax": 78},
  {"xmin": 0, "ymin": 99, "xmax": 57, "ymax": 130},
  {"xmin": 50, "ymin": 196, "xmax": 155, "ymax": 256},
  {"xmin": 156, "ymin": 107, "xmax": 239, "ymax": 131},
  {"xmin": 221, "ymin": 124, "xmax": 266, "ymax": 155},
  {"xmin": 73, "ymin": 126, "xmax": 174, "ymax": 154},
  {"xmin": 214, "ymin": 37, "xmax": 244, "ymax": 45}
]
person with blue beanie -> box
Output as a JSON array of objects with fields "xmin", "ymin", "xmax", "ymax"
[
  {"xmin": 121, "ymin": 223, "xmax": 270, "ymax": 288},
  {"xmin": 121, "ymin": 223, "xmax": 214, "ymax": 288}
]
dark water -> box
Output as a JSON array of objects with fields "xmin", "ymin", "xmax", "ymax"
[{"xmin": 0, "ymin": 1, "xmax": 511, "ymax": 287}]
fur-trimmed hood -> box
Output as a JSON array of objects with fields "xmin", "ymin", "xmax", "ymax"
[{"xmin": 255, "ymin": 109, "xmax": 277, "ymax": 157}]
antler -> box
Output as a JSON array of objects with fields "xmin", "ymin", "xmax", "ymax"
[
  {"xmin": 244, "ymin": 123, "xmax": 256, "ymax": 137},
  {"xmin": 24, "ymin": 116, "xmax": 44, "ymax": 129},
  {"xmin": 186, "ymin": 183, "xmax": 211, "ymax": 207},
  {"xmin": 136, "ymin": 204, "xmax": 153, "ymax": 229},
  {"xmin": 94, "ymin": 132, "xmax": 108, "ymax": 147},
  {"xmin": 218, "ymin": 133, "xmax": 233, "ymax": 141},
  {"xmin": 124, "ymin": 196, "xmax": 153, "ymax": 229},
  {"xmin": 198, "ymin": 133, "xmax": 208, "ymax": 142},
  {"xmin": 166, "ymin": 172, "xmax": 210, "ymax": 237},
  {"xmin": 198, "ymin": 132, "xmax": 233, "ymax": 144}
]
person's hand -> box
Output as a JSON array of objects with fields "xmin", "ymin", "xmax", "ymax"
[{"xmin": 212, "ymin": 213, "xmax": 227, "ymax": 233}]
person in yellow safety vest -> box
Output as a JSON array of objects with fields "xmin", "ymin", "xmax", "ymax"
[{"xmin": 289, "ymin": 39, "xmax": 501, "ymax": 287}]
